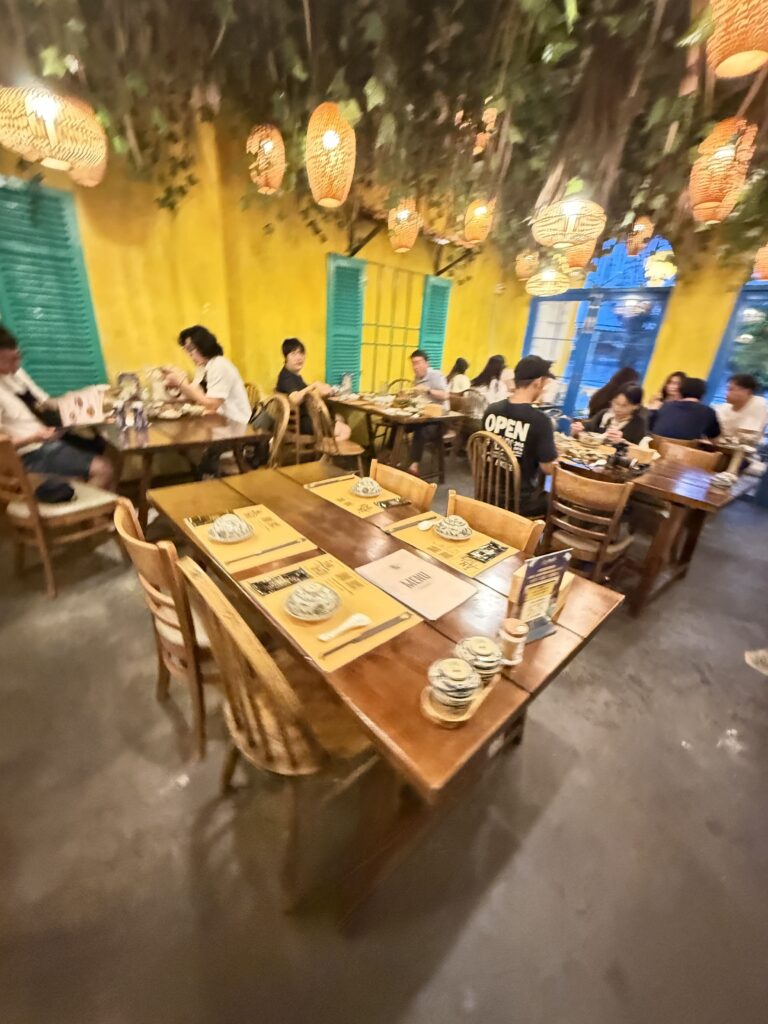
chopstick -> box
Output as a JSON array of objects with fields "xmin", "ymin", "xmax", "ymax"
[
  {"xmin": 386, "ymin": 514, "xmax": 439, "ymax": 535},
  {"xmin": 305, "ymin": 474, "xmax": 356, "ymax": 489},
  {"xmin": 225, "ymin": 538, "xmax": 305, "ymax": 564}
]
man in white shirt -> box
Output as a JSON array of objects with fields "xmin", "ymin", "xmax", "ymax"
[
  {"xmin": 407, "ymin": 349, "xmax": 449, "ymax": 474},
  {"xmin": 0, "ymin": 328, "xmax": 114, "ymax": 487},
  {"xmin": 715, "ymin": 373, "xmax": 768, "ymax": 438},
  {"xmin": 163, "ymin": 325, "xmax": 251, "ymax": 424}
]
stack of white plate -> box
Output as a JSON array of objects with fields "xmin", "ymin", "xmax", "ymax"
[
  {"xmin": 427, "ymin": 658, "xmax": 482, "ymax": 711},
  {"xmin": 454, "ymin": 636, "xmax": 503, "ymax": 681}
]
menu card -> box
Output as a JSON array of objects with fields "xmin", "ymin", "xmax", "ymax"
[
  {"xmin": 508, "ymin": 549, "xmax": 572, "ymax": 641},
  {"xmin": 356, "ymin": 550, "xmax": 477, "ymax": 620}
]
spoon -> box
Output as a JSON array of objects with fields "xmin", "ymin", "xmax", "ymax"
[
  {"xmin": 318, "ymin": 613, "xmax": 372, "ymax": 643},
  {"xmin": 418, "ymin": 518, "xmax": 438, "ymax": 531}
]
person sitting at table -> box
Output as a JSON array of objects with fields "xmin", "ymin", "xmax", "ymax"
[
  {"xmin": 470, "ymin": 354, "xmax": 508, "ymax": 406},
  {"xmin": 446, "ymin": 357, "xmax": 471, "ymax": 394},
  {"xmin": 483, "ymin": 355, "xmax": 558, "ymax": 517},
  {"xmin": 163, "ymin": 325, "xmax": 251, "ymax": 424},
  {"xmin": 0, "ymin": 327, "xmax": 114, "ymax": 488},
  {"xmin": 648, "ymin": 376, "xmax": 720, "ymax": 440},
  {"xmin": 276, "ymin": 338, "xmax": 331, "ymax": 435},
  {"xmin": 647, "ymin": 369, "xmax": 686, "ymax": 411},
  {"xmin": 714, "ymin": 373, "xmax": 768, "ymax": 438},
  {"xmin": 407, "ymin": 349, "xmax": 449, "ymax": 475},
  {"xmin": 572, "ymin": 385, "xmax": 648, "ymax": 444},
  {"xmin": 587, "ymin": 366, "xmax": 639, "ymax": 418}
]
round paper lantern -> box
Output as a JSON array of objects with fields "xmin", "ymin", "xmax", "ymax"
[
  {"xmin": 387, "ymin": 198, "xmax": 421, "ymax": 253},
  {"xmin": 305, "ymin": 102, "xmax": 356, "ymax": 208},
  {"xmin": 246, "ymin": 124, "xmax": 286, "ymax": 195},
  {"xmin": 525, "ymin": 264, "xmax": 570, "ymax": 296},
  {"xmin": 645, "ymin": 251, "xmax": 677, "ymax": 286},
  {"xmin": 754, "ymin": 244, "xmax": 768, "ymax": 279},
  {"xmin": 707, "ymin": 0, "xmax": 768, "ymax": 79},
  {"xmin": 464, "ymin": 199, "xmax": 494, "ymax": 244},
  {"xmin": 515, "ymin": 250, "xmax": 539, "ymax": 281},
  {"xmin": 626, "ymin": 215, "xmax": 655, "ymax": 255},
  {"xmin": 564, "ymin": 239, "xmax": 595, "ymax": 277},
  {"xmin": 689, "ymin": 118, "xmax": 756, "ymax": 223},
  {"xmin": 0, "ymin": 86, "xmax": 107, "ymax": 186},
  {"xmin": 532, "ymin": 196, "xmax": 606, "ymax": 249}
]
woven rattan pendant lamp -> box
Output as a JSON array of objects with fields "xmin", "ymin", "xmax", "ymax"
[
  {"xmin": 246, "ymin": 124, "xmax": 286, "ymax": 194},
  {"xmin": 515, "ymin": 250, "xmax": 539, "ymax": 281},
  {"xmin": 0, "ymin": 86, "xmax": 107, "ymax": 186},
  {"xmin": 532, "ymin": 195, "xmax": 606, "ymax": 250},
  {"xmin": 464, "ymin": 199, "xmax": 494, "ymax": 244},
  {"xmin": 707, "ymin": 0, "xmax": 768, "ymax": 78},
  {"xmin": 525, "ymin": 263, "xmax": 569, "ymax": 296},
  {"xmin": 626, "ymin": 216, "xmax": 654, "ymax": 255},
  {"xmin": 689, "ymin": 117, "xmax": 756, "ymax": 223},
  {"xmin": 305, "ymin": 102, "xmax": 355, "ymax": 208},
  {"xmin": 388, "ymin": 198, "xmax": 421, "ymax": 253}
]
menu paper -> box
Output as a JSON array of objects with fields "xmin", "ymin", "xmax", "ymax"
[
  {"xmin": 509, "ymin": 549, "xmax": 572, "ymax": 641},
  {"xmin": 356, "ymin": 550, "xmax": 477, "ymax": 620}
]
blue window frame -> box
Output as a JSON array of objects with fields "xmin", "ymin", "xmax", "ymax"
[{"xmin": 707, "ymin": 282, "xmax": 768, "ymax": 404}]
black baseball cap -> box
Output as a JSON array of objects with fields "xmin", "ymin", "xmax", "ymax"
[{"xmin": 514, "ymin": 355, "xmax": 555, "ymax": 382}]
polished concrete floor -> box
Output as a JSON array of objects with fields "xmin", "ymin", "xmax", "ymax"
[{"xmin": 1, "ymin": 474, "xmax": 767, "ymax": 1024}]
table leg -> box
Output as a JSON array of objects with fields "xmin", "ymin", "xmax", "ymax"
[
  {"xmin": 630, "ymin": 503, "xmax": 687, "ymax": 615},
  {"xmin": 675, "ymin": 508, "xmax": 707, "ymax": 570},
  {"xmin": 391, "ymin": 425, "xmax": 407, "ymax": 469},
  {"xmin": 233, "ymin": 441, "xmax": 249, "ymax": 474},
  {"xmin": 137, "ymin": 452, "xmax": 154, "ymax": 532}
]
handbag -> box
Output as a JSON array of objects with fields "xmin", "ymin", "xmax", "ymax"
[
  {"xmin": 35, "ymin": 478, "xmax": 75, "ymax": 504},
  {"xmin": 250, "ymin": 403, "xmax": 274, "ymax": 431}
]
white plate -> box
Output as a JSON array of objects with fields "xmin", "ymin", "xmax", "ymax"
[{"xmin": 284, "ymin": 583, "xmax": 341, "ymax": 622}]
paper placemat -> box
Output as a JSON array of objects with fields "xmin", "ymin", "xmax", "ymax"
[
  {"xmin": 356, "ymin": 550, "xmax": 477, "ymax": 620},
  {"xmin": 243, "ymin": 553, "xmax": 420, "ymax": 671},
  {"xmin": 185, "ymin": 505, "xmax": 316, "ymax": 572},
  {"xmin": 304, "ymin": 476, "xmax": 409, "ymax": 518},
  {"xmin": 384, "ymin": 512, "xmax": 517, "ymax": 578}
]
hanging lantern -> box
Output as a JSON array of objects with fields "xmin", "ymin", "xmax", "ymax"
[
  {"xmin": 473, "ymin": 106, "xmax": 498, "ymax": 155},
  {"xmin": 627, "ymin": 215, "xmax": 655, "ymax": 255},
  {"xmin": 564, "ymin": 239, "xmax": 595, "ymax": 278},
  {"xmin": 754, "ymin": 244, "xmax": 768, "ymax": 279},
  {"xmin": 387, "ymin": 198, "xmax": 421, "ymax": 253},
  {"xmin": 689, "ymin": 118, "xmax": 756, "ymax": 224},
  {"xmin": 531, "ymin": 196, "xmax": 606, "ymax": 249},
  {"xmin": 0, "ymin": 86, "xmax": 107, "ymax": 186},
  {"xmin": 464, "ymin": 198, "xmax": 494, "ymax": 244},
  {"xmin": 645, "ymin": 251, "xmax": 677, "ymax": 286},
  {"xmin": 525, "ymin": 264, "xmax": 570, "ymax": 297},
  {"xmin": 246, "ymin": 124, "xmax": 286, "ymax": 195},
  {"xmin": 707, "ymin": 0, "xmax": 768, "ymax": 79},
  {"xmin": 305, "ymin": 102, "xmax": 356, "ymax": 208},
  {"xmin": 515, "ymin": 250, "xmax": 539, "ymax": 281}
]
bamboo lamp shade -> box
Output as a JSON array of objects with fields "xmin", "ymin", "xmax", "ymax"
[
  {"xmin": 246, "ymin": 124, "xmax": 286, "ymax": 194},
  {"xmin": 0, "ymin": 87, "xmax": 107, "ymax": 186},
  {"xmin": 564, "ymin": 239, "xmax": 595, "ymax": 276},
  {"xmin": 754, "ymin": 244, "xmax": 768, "ymax": 279},
  {"xmin": 515, "ymin": 250, "xmax": 539, "ymax": 280},
  {"xmin": 532, "ymin": 196, "xmax": 606, "ymax": 249},
  {"xmin": 464, "ymin": 198, "xmax": 495, "ymax": 244},
  {"xmin": 305, "ymin": 102, "xmax": 356, "ymax": 208},
  {"xmin": 690, "ymin": 117, "xmax": 756, "ymax": 223},
  {"xmin": 707, "ymin": 0, "xmax": 768, "ymax": 78},
  {"xmin": 525, "ymin": 265, "xmax": 570, "ymax": 296},
  {"xmin": 626, "ymin": 216, "xmax": 655, "ymax": 255},
  {"xmin": 387, "ymin": 198, "xmax": 421, "ymax": 253}
]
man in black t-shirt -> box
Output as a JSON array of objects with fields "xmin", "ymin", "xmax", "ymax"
[
  {"xmin": 275, "ymin": 338, "xmax": 331, "ymax": 434},
  {"xmin": 483, "ymin": 355, "xmax": 558, "ymax": 517}
]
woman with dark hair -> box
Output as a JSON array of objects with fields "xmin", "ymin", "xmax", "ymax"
[
  {"xmin": 587, "ymin": 366, "xmax": 639, "ymax": 418},
  {"xmin": 446, "ymin": 357, "xmax": 470, "ymax": 393},
  {"xmin": 573, "ymin": 384, "xmax": 648, "ymax": 444},
  {"xmin": 163, "ymin": 325, "xmax": 251, "ymax": 423},
  {"xmin": 470, "ymin": 354, "xmax": 507, "ymax": 405},
  {"xmin": 647, "ymin": 370, "xmax": 686, "ymax": 410}
]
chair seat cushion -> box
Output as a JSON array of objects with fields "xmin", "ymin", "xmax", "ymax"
[
  {"xmin": 7, "ymin": 481, "xmax": 116, "ymax": 520},
  {"xmin": 155, "ymin": 606, "xmax": 211, "ymax": 650},
  {"xmin": 318, "ymin": 437, "xmax": 365, "ymax": 457},
  {"xmin": 551, "ymin": 527, "xmax": 633, "ymax": 559}
]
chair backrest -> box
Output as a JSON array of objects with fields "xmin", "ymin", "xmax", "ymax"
[
  {"xmin": 649, "ymin": 433, "xmax": 700, "ymax": 452},
  {"xmin": 657, "ymin": 439, "xmax": 724, "ymax": 471},
  {"xmin": 0, "ymin": 433, "xmax": 39, "ymax": 520},
  {"xmin": 446, "ymin": 490, "xmax": 544, "ymax": 557},
  {"xmin": 113, "ymin": 499, "xmax": 199, "ymax": 663},
  {"xmin": 305, "ymin": 392, "xmax": 337, "ymax": 454},
  {"xmin": 369, "ymin": 458, "xmax": 437, "ymax": 512},
  {"xmin": 448, "ymin": 392, "xmax": 465, "ymax": 412},
  {"xmin": 263, "ymin": 392, "xmax": 290, "ymax": 467},
  {"xmin": 387, "ymin": 377, "xmax": 412, "ymax": 395},
  {"xmin": 177, "ymin": 556, "xmax": 327, "ymax": 774},
  {"xmin": 467, "ymin": 430, "xmax": 522, "ymax": 514},
  {"xmin": 244, "ymin": 382, "xmax": 263, "ymax": 412},
  {"xmin": 462, "ymin": 388, "xmax": 488, "ymax": 420},
  {"xmin": 546, "ymin": 466, "xmax": 633, "ymax": 562}
]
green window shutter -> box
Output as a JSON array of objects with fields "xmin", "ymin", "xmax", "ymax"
[
  {"xmin": 0, "ymin": 179, "xmax": 106, "ymax": 396},
  {"xmin": 326, "ymin": 253, "xmax": 365, "ymax": 390},
  {"xmin": 418, "ymin": 275, "xmax": 453, "ymax": 366}
]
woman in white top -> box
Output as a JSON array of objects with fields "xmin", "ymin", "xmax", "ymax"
[
  {"xmin": 163, "ymin": 325, "xmax": 251, "ymax": 423},
  {"xmin": 446, "ymin": 357, "xmax": 471, "ymax": 394},
  {"xmin": 469, "ymin": 354, "xmax": 508, "ymax": 406}
]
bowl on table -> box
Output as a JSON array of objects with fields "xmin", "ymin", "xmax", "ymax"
[
  {"xmin": 427, "ymin": 658, "xmax": 482, "ymax": 710},
  {"xmin": 454, "ymin": 636, "xmax": 504, "ymax": 681},
  {"xmin": 207, "ymin": 513, "xmax": 254, "ymax": 543},
  {"xmin": 350, "ymin": 476, "xmax": 382, "ymax": 497},
  {"xmin": 284, "ymin": 582, "xmax": 341, "ymax": 622},
  {"xmin": 579, "ymin": 432, "xmax": 604, "ymax": 448},
  {"xmin": 434, "ymin": 515, "xmax": 473, "ymax": 542}
]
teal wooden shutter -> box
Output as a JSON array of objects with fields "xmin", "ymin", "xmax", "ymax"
[
  {"xmin": 326, "ymin": 253, "xmax": 365, "ymax": 389},
  {"xmin": 418, "ymin": 275, "xmax": 453, "ymax": 365},
  {"xmin": 0, "ymin": 179, "xmax": 106, "ymax": 395}
]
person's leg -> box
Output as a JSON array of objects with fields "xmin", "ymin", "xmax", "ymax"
[
  {"xmin": 408, "ymin": 424, "xmax": 441, "ymax": 475},
  {"xmin": 87, "ymin": 454, "xmax": 115, "ymax": 489},
  {"xmin": 22, "ymin": 439, "xmax": 95, "ymax": 482}
]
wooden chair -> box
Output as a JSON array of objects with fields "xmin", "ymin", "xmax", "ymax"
[
  {"xmin": 244, "ymin": 381, "xmax": 263, "ymax": 413},
  {"xmin": 544, "ymin": 465, "xmax": 634, "ymax": 581},
  {"xmin": 249, "ymin": 392, "xmax": 291, "ymax": 468},
  {"xmin": 387, "ymin": 377, "xmax": 412, "ymax": 394},
  {"xmin": 657, "ymin": 439, "xmax": 725, "ymax": 472},
  {"xmin": 284, "ymin": 403, "xmax": 317, "ymax": 465},
  {"xmin": 467, "ymin": 430, "xmax": 522, "ymax": 514},
  {"xmin": 114, "ymin": 498, "xmax": 218, "ymax": 758},
  {"xmin": 648, "ymin": 433, "xmax": 700, "ymax": 452},
  {"xmin": 447, "ymin": 490, "xmax": 544, "ymax": 557},
  {"xmin": 369, "ymin": 458, "xmax": 437, "ymax": 512},
  {"xmin": 306, "ymin": 392, "xmax": 365, "ymax": 474},
  {"xmin": 0, "ymin": 432, "xmax": 119, "ymax": 598}
]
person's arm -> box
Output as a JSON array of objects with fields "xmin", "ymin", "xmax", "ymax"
[
  {"xmin": 11, "ymin": 425, "xmax": 58, "ymax": 449},
  {"xmin": 164, "ymin": 370, "xmax": 223, "ymax": 413},
  {"xmin": 703, "ymin": 408, "xmax": 721, "ymax": 440},
  {"xmin": 648, "ymin": 407, "xmax": 659, "ymax": 432},
  {"xmin": 537, "ymin": 417, "xmax": 559, "ymax": 475},
  {"xmin": 417, "ymin": 373, "xmax": 448, "ymax": 401},
  {"xmin": 619, "ymin": 412, "xmax": 648, "ymax": 445}
]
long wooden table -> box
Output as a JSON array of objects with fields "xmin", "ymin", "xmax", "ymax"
[{"xmin": 149, "ymin": 463, "xmax": 622, "ymax": 802}]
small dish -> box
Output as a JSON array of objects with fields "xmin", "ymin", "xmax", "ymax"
[
  {"xmin": 350, "ymin": 476, "xmax": 382, "ymax": 497},
  {"xmin": 284, "ymin": 582, "xmax": 341, "ymax": 622},
  {"xmin": 207, "ymin": 514, "xmax": 253, "ymax": 544},
  {"xmin": 427, "ymin": 657, "xmax": 482, "ymax": 709},
  {"xmin": 454, "ymin": 636, "xmax": 503, "ymax": 680},
  {"xmin": 434, "ymin": 514, "xmax": 473, "ymax": 542}
]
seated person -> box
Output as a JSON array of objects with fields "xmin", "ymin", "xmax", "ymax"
[
  {"xmin": 648, "ymin": 376, "xmax": 720, "ymax": 441},
  {"xmin": 163, "ymin": 325, "xmax": 251, "ymax": 423},
  {"xmin": 407, "ymin": 349, "xmax": 449, "ymax": 474},
  {"xmin": 446, "ymin": 357, "xmax": 471, "ymax": 394},
  {"xmin": 714, "ymin": 373, "xmax": 768, "ymax": 438},
  {"xmin": 483, "ymin": 355, "xmax": 558, "ymax": 517},
  {"xmin": 469, "ymin": 354, "xmax": 508, "ymax": 405},
  {"xmin": 275, "ymin": 338, "xmax": 331, "ymax": 434},
  {"xmin": 0, "ymin": 327, "xmax": 114, "ymax": 489},
  {"xmin": 647, "ymin": 370, "xmax": 686, "ymax": 411},
  {"xmin": 572, "ymin": 384, "xmax": 647, "ymax": 444}
]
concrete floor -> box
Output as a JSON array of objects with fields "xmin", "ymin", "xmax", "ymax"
[{"xmin": 1, "ymin": 471, "xmax": 768, "ymax": 1024}]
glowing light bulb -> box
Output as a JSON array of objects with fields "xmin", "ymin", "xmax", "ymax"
[
  {"xmin": 713, "ymin": 144, "xmax": 736, "ymax": 161},
  {"xmin": 322, "ymin": 129, "xmax": 340, "ymax": 150},
  {"xmin": 436, "ymin": 237, "xmax": 450, "ymax": 245},
  {"xmin": 541, "ymin": 268, "xmax": 556, "ymax": 281},
  {"xmin": 562, "ymin": 199, "xmax": 583, "ymax": 218},
  {"xmin": 261, "ymin": 139, "xmax": 274, "ymax": 154},
  {"xmin": 396, "ymin": 208, "xmax": 410, "ymax": 222},
  {"xmin": 473, "ymin": 205, "xmax": 487, "ymax": 218},
  {"xmin": 29, "ymin": 93, "xmax": 59, "ymax": 121}
]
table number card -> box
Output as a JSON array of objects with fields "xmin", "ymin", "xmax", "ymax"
[{"xmin": 508, "ymin": 549, "xmax": 572, "ymax": 641}]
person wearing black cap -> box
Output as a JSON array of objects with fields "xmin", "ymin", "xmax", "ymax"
[{"xmin": 483, "ymin": 354, "xmax": 558, "ymax": 517}]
